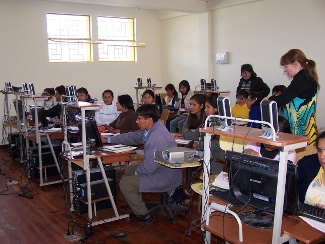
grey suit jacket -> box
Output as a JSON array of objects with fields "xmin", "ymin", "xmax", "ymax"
[{"xmin": 110, "ymin": 122, "xmax": 182, "ymax": 192}]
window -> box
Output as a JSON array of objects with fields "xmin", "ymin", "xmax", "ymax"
[
  {"xmin": 46, "ymin": 14, "xmax": 91, "ymax": 62},
  {"xmin": 97, "ymin": 17, "xmax": 136, "ymax": 62}
]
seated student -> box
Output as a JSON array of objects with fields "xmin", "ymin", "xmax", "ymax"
[
  {"xmin": 231, "ymin": 89, "xmax": 249, "ymax": 119},
  {"xmin": 142, "ymin": 89, "xmax": 162, "ymax": 114},
  {"xmin": 246, "ymin": 92, "xmax": 262, "ymax": 128},
  {"xmin": 103, "ymin": 104, "xmax": 181, "ymax": 223},
  {"xmin": 68, "ymin": 87, "xmax": 95, "ymax": 125},
  {"xmin": 272, "ymin": 84, "xmax": 287, "ymax": 96},
  {"xmin": 43, "ymin": 85, "xmax": 65, "ymax": 123},
  {"xmin": 107, "ymin": 94, "xmax": 138, "ymax": 134},
  {"xmin": 181, "ymin": 94, "xmax": 206, "ymax": 133},
  {"xmin": 162, "ymin": 83, "xmax": 178, "ymax": 108},
  {"xmin": 42, "ymin": 88, "xmax": 57, "ymax": 110},
  {"xmin": 271, "ymin": 85, "xmax": 287, "ymax": 115},
  {"xmin": 169, "ymin": 80, "xmax": 195, "ymax": 132},
  {"xmin": 175, "ymin": 96, "xmax": 225, "ymax": 173},
  {"xmin": 297, "ymin": 131, "xmax": 325, "ymax": 206},
  {"xmin": 95, "ymin": 89, "xmax": 119, "ymax": 125},
  {"xmin": 244, "ymin": 116, "xmax": 296, "ymax": 162}
]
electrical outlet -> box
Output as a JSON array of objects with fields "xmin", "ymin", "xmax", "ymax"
[{"xmin": 7, "ymin": 180, "xmax": 18, "ymax": 186}]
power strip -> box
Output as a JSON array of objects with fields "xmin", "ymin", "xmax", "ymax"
[{"xmin": 7, "ymin": 180, "xmax": 18, "ymax": 186}]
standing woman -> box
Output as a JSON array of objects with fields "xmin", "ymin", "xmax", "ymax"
[
  {"xmin": 107, "ymin": 94, "xmax": 138, "ymax": 134},
  {"xmin": 269, "ymin": 49, "xmax": 320, "ymax": 145},
  {"xmin": 95, "ymin": 89, "xmax": 119, "ymax": 125}
]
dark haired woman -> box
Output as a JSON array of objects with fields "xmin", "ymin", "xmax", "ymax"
[
  {"xmin": 42, "ymin": 87, "xmax": 57, "ymax": 110},
  {"xmin": 107, "ymin": 94, "xmax": 138, "ymax": 134},
  {"xmin": 269, "ymin": 49, "xmax": 320, "ymax": 145},
  {"xmin": 162, "ymin": 83, "xmax": 178, "ymax": 108},
  {"xmin": 236, "ymin": 64, "xmax": 270, "ymax": 98},
  {"xmin": 95, "ymin": 89, "xmax": 119, "ymax": 125},
  {"xmin": 76, "ymin": 87, "xmax": 92, "ymax": 102},
  {"xmin": 246, "ymin": 92, "xmax": 262, "ymax": 128},
  {"xmin": 169, "ymin": 80, "xmax": 194, "ymax": 132}
]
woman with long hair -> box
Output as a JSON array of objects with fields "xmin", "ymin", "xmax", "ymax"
[
  {"xmin": 269, "ymin": 49, "xmax": 319, "ymax": 145},
  {"xmin": 107, "ymin": 94, "xmax": 138, "ymax": 133}
]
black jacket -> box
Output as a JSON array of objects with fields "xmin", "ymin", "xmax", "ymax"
[{"xmin": 237, "ymin": 76, "xmax": 270, "ymax": 98}]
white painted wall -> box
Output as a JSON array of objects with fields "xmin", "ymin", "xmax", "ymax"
[{"xmin": 160, "ymin": 0, "xmax": 325, "ymax": 129}]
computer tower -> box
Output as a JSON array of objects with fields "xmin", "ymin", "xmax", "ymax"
[
  {"xmin": 9, "ymin": 133, "xmax": 26, "ymax": 159},
  {"xmin": 72, "ymin": 166, "xmax": 116, "ymax": 214},
  {"xmin": 29, "ymin": 145, "xmax": 62, "ymax": 180}
]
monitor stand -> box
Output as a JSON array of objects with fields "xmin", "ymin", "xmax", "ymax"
[{"xmin": 239, "ymin": 210, "xmax": 274, "ymax": 229}]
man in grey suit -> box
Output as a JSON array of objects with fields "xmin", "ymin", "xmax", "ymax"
[{"xmin": 104, "ymin": 104, "xmax": 181, "ymax": 223}]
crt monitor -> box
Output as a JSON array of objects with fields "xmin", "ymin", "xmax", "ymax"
[
  {"xmin": 78, "ymin": 120, "xmax": 103, "ymax": 149},
  {"xmin": 226, "ymin": 150, "xmax": 298, "ymax": 214}
]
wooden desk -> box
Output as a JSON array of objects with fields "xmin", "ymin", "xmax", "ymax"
[
  {"xmin": 203, "ymin": 195, "xmax": 325, "ymax": 244},
  {"xmin": 200, "ymin": 124, "xmax": 309, "ymax": 244}
]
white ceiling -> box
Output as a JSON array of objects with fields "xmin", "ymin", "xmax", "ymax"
[{"xmin": 36, "ymin": 0, "xmax": 260, "ymax": 13}]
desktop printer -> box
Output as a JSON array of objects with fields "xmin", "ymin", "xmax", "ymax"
[{"xmin": 154, "ymin": 147, "xmax": 199, "ymax": 164}]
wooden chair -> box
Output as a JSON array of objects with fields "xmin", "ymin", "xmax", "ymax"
[
  {"xmin": 295, "ymin": 145, "xmax": 317, "ymax": 163},
  {"xmin": 159, "ymin": 108, "xmax": 169, "ymax": 125}
]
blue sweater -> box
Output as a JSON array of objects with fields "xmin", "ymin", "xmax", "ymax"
[
  {"xmin": 247, "ymin": 105, "xmax": 261, "ymax": 128},
  {"xmin": 297, "ymin": 154, "xmax": 320, "ymax": 202}
]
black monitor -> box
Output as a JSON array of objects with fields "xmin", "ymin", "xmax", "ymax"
[
  {"xmin": 78, "ymin": 120, "xmax": 103, "ymax": 149},
  {"xmin": 30, "ymin": 105, "xmax": 48, "ymax": 128},
  {"xmin": 210, "ymin": 79, "xmax": 218, "ymax": 92},
  {"xmin": 260, "ymin": 100, "xmax": 279, "ymax": 139},
  {"xmin": 13, "ymin": 99, "xmax": 24, "ymax": 121},
  {"xmin": 217, "ymin": 96, "xmax": 232, "ymax": 131},
  {"xmin": 5, "ymin": 81, "xmax": 12, "ymax": 92},
  {"xmin": 226, "ymin": 150, "xmax": 298, "ymax": 228}
]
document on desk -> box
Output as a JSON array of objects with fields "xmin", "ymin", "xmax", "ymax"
[
  {"xmin": 300, "ymin": 216, "xmax": 325, "ymax": 233},
  {"xmin": 212, "ymin": 172, "xmax": 230, "ymax": 190},
  {"xmin": 102, "ymin": 144, "xmax": 136, "ymax": 153},
  {"xmin": 101, "ymin": 132, "xmax": 120, "ymax": 137},
  {"xmin": 175, "ymin": 139, "xmax": 192, "ymax": 145}
]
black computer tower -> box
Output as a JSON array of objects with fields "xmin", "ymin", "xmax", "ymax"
[
  {"xmin": 9, "ymin": 133, "xmax": 25, "ymax": 159},
  {"xmin": 29, "ymin": 145, "xmax": 62, "ymax": 180},
  {"xmin": 72, "ymin": 166, "xmax": 116, "ymax": 214}
]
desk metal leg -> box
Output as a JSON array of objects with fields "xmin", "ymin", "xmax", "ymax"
[
  {"xmin": 67, "ymin": 160, "xmax": 74, "ymax": 212},
  {"xmin": 86, "ymin": 161, "xmax": 92, "ymax": 219}
]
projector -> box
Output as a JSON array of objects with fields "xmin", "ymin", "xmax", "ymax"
[{"xmin": 154, "ymin": 147, "xmax": 199, "ymax": 164}]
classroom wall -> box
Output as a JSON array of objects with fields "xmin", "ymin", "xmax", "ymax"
[
  {"xmin": 160, "ymin": 0, "xmax": 325, "ymax": 130},
  {"xmin": 0, "ymin": 0, "xmax": 162, "ymax": 141}
]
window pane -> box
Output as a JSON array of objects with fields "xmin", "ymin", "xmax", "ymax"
[
  {"xmin": 47, "ymin": 14, "xmax": 91, "ymax": 62},
  {"xmin": 97, "ymin": 16, "xmax": 135, "ymax": 61}
]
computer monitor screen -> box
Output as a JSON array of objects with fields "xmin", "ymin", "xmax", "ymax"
[
  {"xmin": 217, "ymin": 96, "xmax": 232, "ymax": 130},
  {"xmin": 78, "ymin": 120, "xmax": 103, "ymax": 149},
  {"xmin": 226, "ymin": 150, "xmax": 298, "ymax": 214},
  {"xmin": 13, "ymin": 99, "xmax": 24, "ymax": 121},
  {"xmin": 30, "ymin": 105, "xmax": 48, "ymax": 128},
  {"xmin": 5, "ymin": 81, "xmax": 12, "ymax": 91},
  {"xmin": 210, "ymin": 79, "xmax": 217, "ymax": 91}
]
